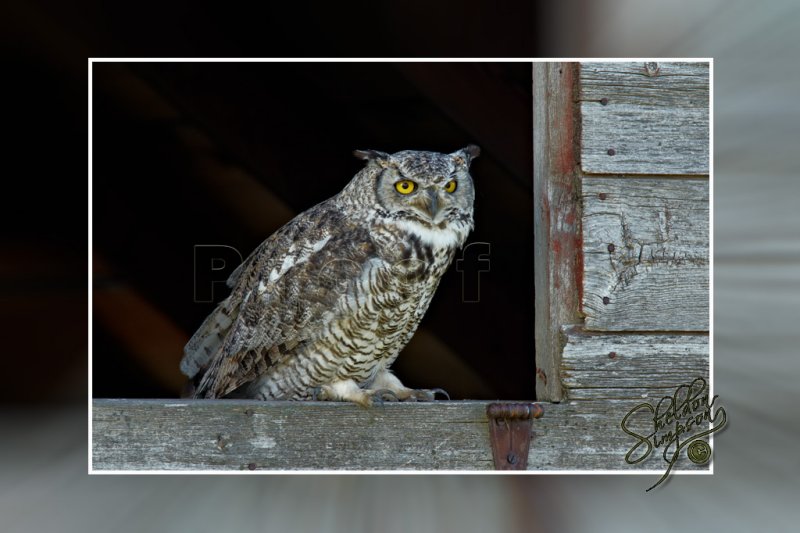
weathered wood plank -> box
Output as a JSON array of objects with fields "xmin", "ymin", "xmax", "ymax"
[
  {"xmin": 533, "ymin": 63, "xmax": 582, "ymax": 401},
  {"xmin": 92, "ymin": 399, "xmax": 708, "ymax": 472},
  {"xmin": 93, "ymin": 400, "xmax": 492, "ymax": 471},
  {"xmin": 561, "ymin": 327, "xmax": 709, "ymax": 401},
  {"xmin": 581, "ymin": 177, "xmax": 709, "ymax": 331},
  {"xmin": 580, "ymin": 62, "xmax": 709, "ymax": 175},
  {"xmin": 533, "ymin": 400, "xmax": 710, "ymax": 471}
]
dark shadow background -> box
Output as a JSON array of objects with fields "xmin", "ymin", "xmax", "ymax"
[
  {"xmin": 2, "ymin": 0, "xmax": 540, "ymax": 406},
  {"xmin": 90, "ymin": 61, "xmax": 534, "ymax": 400}
]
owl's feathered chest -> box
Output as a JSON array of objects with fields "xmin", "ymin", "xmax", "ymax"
[
  {"xmin": 244, "ymin": 219, "xmax": 462, "ymax": 399},
  {"xmin": 370, "ymin": 218, "xmax": 464, "ymax": 285},
  {"xmin": 303, "ymin": 219, "xmax": 458, "ymax": 386}
]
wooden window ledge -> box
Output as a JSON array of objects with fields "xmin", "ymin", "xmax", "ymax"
[{"xmin": 92, "ymin": 398, "xmax": 709, "ymax": 472}]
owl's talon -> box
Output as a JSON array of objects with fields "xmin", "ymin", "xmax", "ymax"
[
  {"xmin": 370, "ymin": 389, "xmax": 400, "ymax": 403},
  {"xmin": 429, "ymin": 388, "xmax": 450, "ymax": 401},
  {"xmin": 404, "ymin": 387, "xmax": 449, "ymax": 402},
  {"xmin": 310, "ymin": 386, "xmax": 322, "ymax": 401}
]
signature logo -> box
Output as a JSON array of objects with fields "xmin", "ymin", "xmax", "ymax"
[{"xmin": 621, "ymin": 377, "xmax": 727, "ymax": 491}]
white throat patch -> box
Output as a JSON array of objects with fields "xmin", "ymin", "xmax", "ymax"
[{"xmin": 391, "ymin": 219, "xmax": 463, "ymax": 249}]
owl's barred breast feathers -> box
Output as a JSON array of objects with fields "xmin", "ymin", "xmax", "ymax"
[{"xmin": 181, "ymin": 146, "xmax": 479, "ymax": 406}]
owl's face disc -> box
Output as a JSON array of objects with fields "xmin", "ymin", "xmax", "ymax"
[{"xmin": 373, "ymin": 149, "xmax": 476, "ymax": 227}]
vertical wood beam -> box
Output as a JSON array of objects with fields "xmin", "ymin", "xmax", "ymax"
[{"xmin": 533, "ymin": 63, "xmax": 582, "ymax": 402}]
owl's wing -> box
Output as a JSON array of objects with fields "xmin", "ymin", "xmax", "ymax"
[
  {"xmin": 179, "ymin": 234, "xmax": 274, "ymax": 380},
  {"xmin": 189, "ymin": 200, "xmax": 379, "ymax": 398}
]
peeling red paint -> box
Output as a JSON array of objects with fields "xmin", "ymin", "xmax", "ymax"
[
  {"xmin": 536, "ymin": 367, "xmax": 548, "ymax": 386},
  {"xmin": 575, "ymin": 229, "xmax": 584, "ymax": 313},
  {"xmin": 554, "ymin": 66, "xmax": 576, "ymax": 177},
  {"xmin": 535, "ymin": 63, "xmax": 583, "ymax": 402},
  {"xmin": 548, "ymin": 75, "xmax": 580, "ymax": 295}
]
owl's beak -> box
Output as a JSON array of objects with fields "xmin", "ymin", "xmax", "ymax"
[{"xmin": 423, "ymin": 188, "xmax": 440, "ymax": 220}]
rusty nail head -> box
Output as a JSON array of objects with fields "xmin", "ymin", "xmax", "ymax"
[
  {"xmin": 599, "ymin": 193, "xmax": 607, "ymax": 200},
  {"xmin": 607, "ymin": 148, "xmax": 616, "ymax": 156},
  {"xmin": 600, "ymin": 97, "xmax": 609, "ymax": 105},
  {"xmin": 602, "ymin": 296, "xmax": 611, "ymax": 305},
  {"xmin": 609, "ymin": 351, "xmax": 617, "ymax": 359},
  {"xmin": 608, "ymin": 243, "xmax": 615, "ymax": 253},
  {"xmin": 507, "ymin": 453, "xmax": 518, "ymax": 465}
]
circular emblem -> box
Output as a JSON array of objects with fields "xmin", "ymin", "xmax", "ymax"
[{"xmin": 686, "ymin": 440, "xmax": 712, "ymax": 464}]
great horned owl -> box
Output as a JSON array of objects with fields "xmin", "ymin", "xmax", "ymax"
[{"xmin": 181, "ymin": 145, "xmax": 480, "ymax": 407}]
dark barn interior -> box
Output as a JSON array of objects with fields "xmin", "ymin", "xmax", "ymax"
[{"xmin": 91, "ymin": 62, "xmax": 534, "ymax": 400}]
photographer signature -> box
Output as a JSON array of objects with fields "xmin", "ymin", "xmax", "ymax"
[{"xmin": 621, "ymin": 377, "xmax": 727, "ymax": 491}]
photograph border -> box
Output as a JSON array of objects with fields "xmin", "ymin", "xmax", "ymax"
[{"xmin": 88, "ymin": 57, "xmax": 714, "ymax": 476}]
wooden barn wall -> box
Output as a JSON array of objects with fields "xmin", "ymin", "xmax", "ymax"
[
  {"xmin": 580, "ymin": 62, "xmax": 709, "ymax": 175},
  {"xmin": 581, "ymin": 177, "xmax": 709, "ymax": 331},
  {"xmin": 563, "ymin": 62, "xmax": 710, "ymax": 403}
]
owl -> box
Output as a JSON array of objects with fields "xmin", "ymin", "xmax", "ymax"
[{"xmin": 180, "ymin": 145, "xmax": 480, "ymax": 407}]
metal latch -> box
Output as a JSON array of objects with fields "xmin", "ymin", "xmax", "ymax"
[{"xmin": 486, "ymin": 402, "xmax": 544, "ymax": 470}]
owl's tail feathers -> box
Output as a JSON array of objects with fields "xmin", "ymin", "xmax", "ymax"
[{"xmin": 180, "ymin": 298, "xmax": 238, "ymax": 383}]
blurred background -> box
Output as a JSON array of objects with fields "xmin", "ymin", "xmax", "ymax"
[{"xmin": 2, "ymin": 0, "xmax": 799, "ymax": 531}]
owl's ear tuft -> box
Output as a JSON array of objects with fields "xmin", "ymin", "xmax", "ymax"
[
  {"xmin": 353, "ymin": 149, "xmax": 390, "ymax": 162},
  {"xmin": 453, "ymin": 144, "xmax": 481, "ymax": 167}
]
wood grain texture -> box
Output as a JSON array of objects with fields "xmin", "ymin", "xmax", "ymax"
[
  {"xmin": 92, "ymin": 399, "xmax": 708, "ymax": 472},
  {"xmin": 581, "ymin": 177, "xmax": 709, "ymax": 331},
  {"xmin": 561, "ymin": 327, "xmax": 709, "ymax": 401},
  {"xmin": 580, "ymin": 62, "xmax": 709, "ymax": 175},
  {"xmin": 93, "ymin": 400, "xmax": 492, "ymax": 471},
  {"xmin": 533, "ymin": 62, "xmax": 581, "ymax": 401},
  {"xmin": 532, "ymin": 400, "xmax": 709, "ymax": 471}
]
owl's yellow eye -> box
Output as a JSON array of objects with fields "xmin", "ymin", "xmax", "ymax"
[
  {"xmin": 444, "ymin": 180, "xmax": 457, "ymax": 193},
  {"xmin": 395, "ymin": 180, "xmax": 417, "ymax": 194}
]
